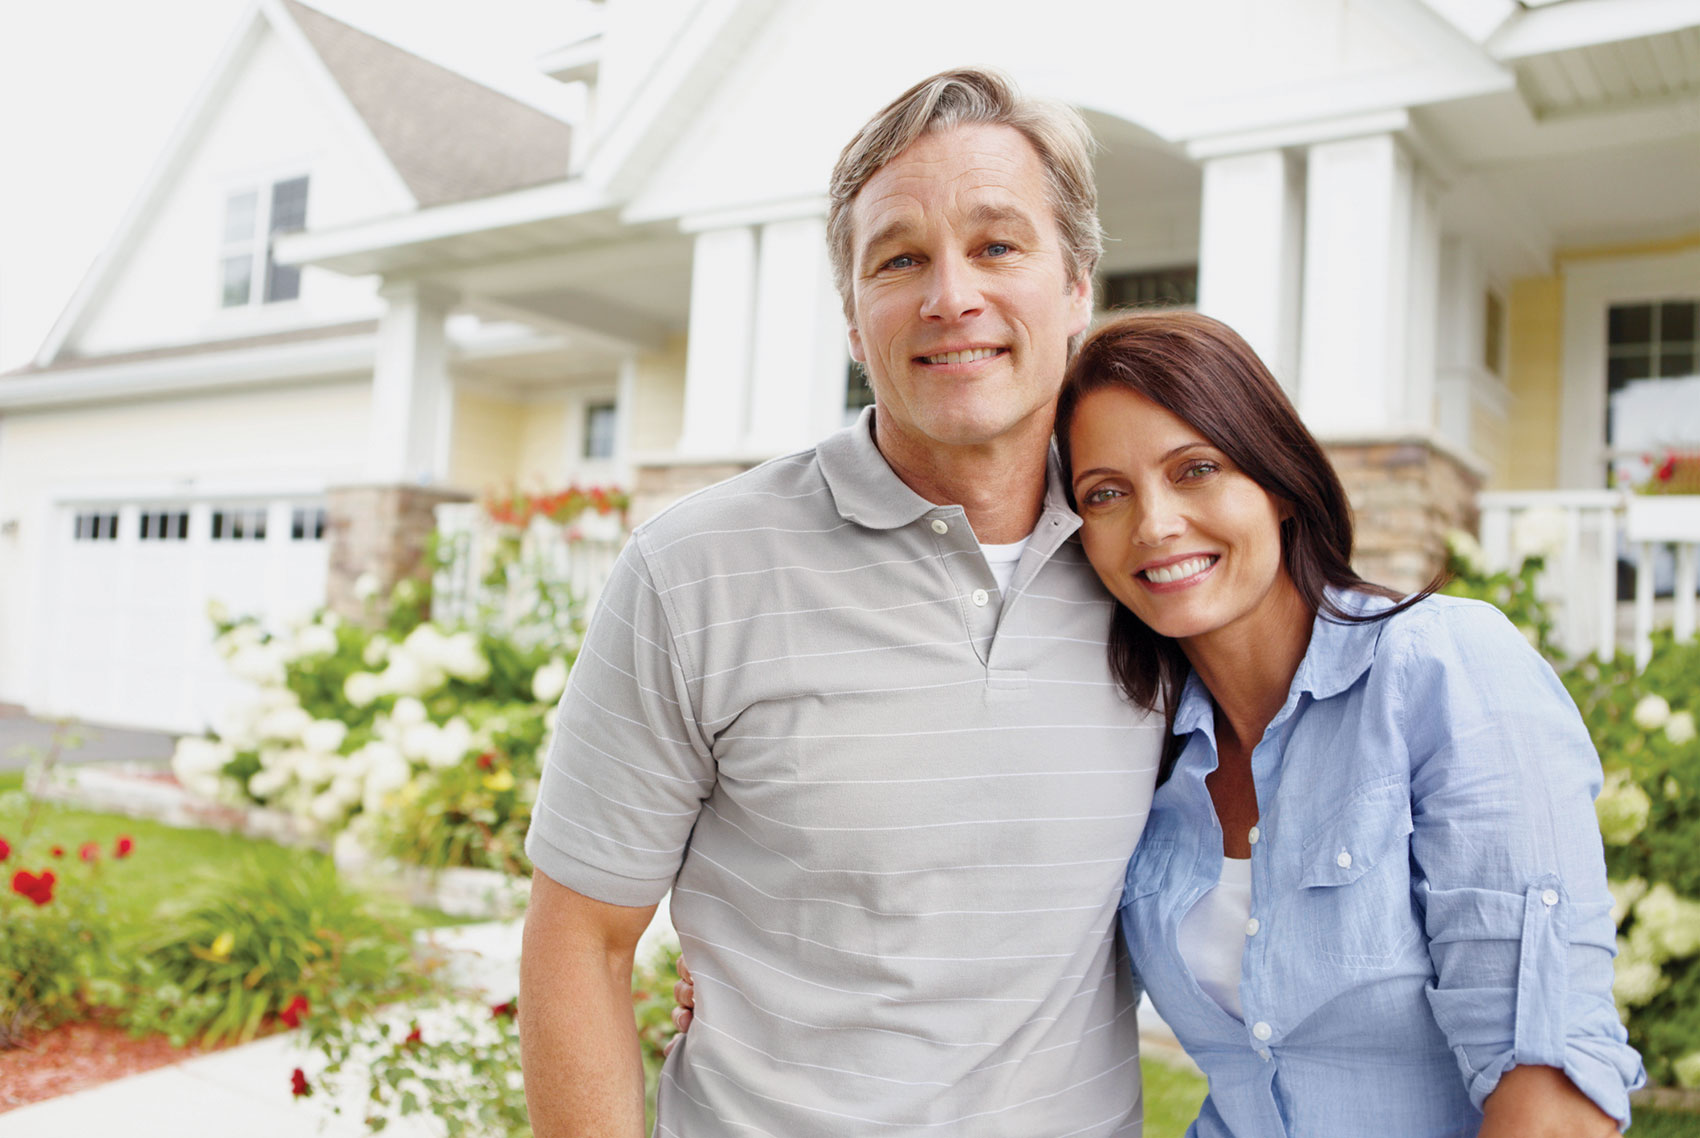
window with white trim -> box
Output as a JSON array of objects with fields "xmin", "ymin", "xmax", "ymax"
[
  {"xmin": 73, "ymin": 512, "xmax": 120, "ymax": 541},
  {"xmin": 220, "ymin": 176, "xmax": 310, "ymax": 308},
  {"xmin": 211, "ymin": 507, "xmax": 268, "ymax": 542},
  {"xmin": 139, "ymin": 510, "xmax": 190, "ymax": 541},
  {"xmin": 291, "ymin": 507, "xmax": 327, "ymax": 541},
  {"xmin": 583, "ymin": 402, "xmax": 618, "ymax": 460},
  {"xmin": 1100, "ymin": 265, "xmax": 1198, "ymax": 310}
]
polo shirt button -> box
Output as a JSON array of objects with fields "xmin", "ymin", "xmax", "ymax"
[
  {"xmin": 1247, "ymin": 826, "xmax": 1260, "ymax": 845},
  {"xmin": 1245, "ymin": 917, "xmax": 1260, "ymax": 936},
  {"xmin": 971, "ymin": 588, "xmax": 989, "ymax": 606},
  {"xmin": 1336, "ymin": 851, "xmax": 1352, "ymax": 869},
  {"xmin": 1252, "ymin": 1022, "xmax": 1272, "ymax": 1041},
  {"xmin": 931, "ymin": 519, "xmax": 949, "ymax": 534},
  {"xmin": 1543, "ymin": 889, "xmax": 1559, "ymax": 907}
]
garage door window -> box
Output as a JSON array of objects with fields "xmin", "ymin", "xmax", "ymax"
[
  {"xmin": 211, "ymin": 507, "xmax": 268, "ymax": 541},
  {"xmin": 140, "ymin": 511, "xmax": 190, "ymax": 541},
  {"xmin": 291, "ymin": 507, "xmax": 326, "ymax": 541},
  {"xmin": 74, "ymin": 512, "xmax": 120, "ymax": 541}
]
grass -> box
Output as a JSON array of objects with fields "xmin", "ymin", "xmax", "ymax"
[
  {"xmin": 1634, "ymin": 1106, "xmax": 1700, "ymax": 1135},
  {"xmin": 0, "ymin": 768, "xmax": 465, "ymax": 937},
  {"xmin": 1142, "ymin": 1052, "xmax": 1208, "ymax": 1138}
]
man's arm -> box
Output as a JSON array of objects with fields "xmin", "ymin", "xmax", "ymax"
[{"xmin": 520, "ymin": 869, "xmax": 660, "ymax": 1138}]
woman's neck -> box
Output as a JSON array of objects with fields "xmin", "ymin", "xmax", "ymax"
[{"xmin": 1182, "ymin": 580, "xmax": 1315, "ymax": 758}]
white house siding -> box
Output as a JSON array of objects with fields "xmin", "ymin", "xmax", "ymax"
[
  {"xmin": 0, "ymin": 379, "xmax": 371, "ymax": 730},
  {"xmin": 74, "ymin": 26, "xmax": 403, "ymax": 358}
]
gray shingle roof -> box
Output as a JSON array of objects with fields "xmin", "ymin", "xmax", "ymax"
[{"xmin": 282, "ymin": 0, "xmax": 573, "ymax": 207}]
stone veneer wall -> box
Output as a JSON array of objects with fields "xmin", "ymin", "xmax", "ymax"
[
  {"xmin": 1326, "ymin": 438, "xmax": 1484, "ymax": 594},
  {"xmin": 630, "ymin": 461, "xmax": 756, "ymax": 526},
  {"xmin": 326, "ymin": 484, "xmax": 471, "ymax": 623}
]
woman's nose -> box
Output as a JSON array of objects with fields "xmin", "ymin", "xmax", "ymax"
[{"xmin": 1133, "ymin": 496, "xmax": 1184, "ymax": 548}]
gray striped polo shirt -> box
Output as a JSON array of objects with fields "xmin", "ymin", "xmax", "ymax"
[{"xmin": 527, "ymin": 409, "xmax": 1163, "ymax": 1136}]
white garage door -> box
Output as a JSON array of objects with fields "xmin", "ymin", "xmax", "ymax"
[{"xmin": 42, "ymin": 497, "xmax": 330, "ymax": 734}]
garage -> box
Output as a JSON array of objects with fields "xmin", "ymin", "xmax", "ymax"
[{"xmin": 40, "ymin": 496, "xmax": 329, "ymax": 734}]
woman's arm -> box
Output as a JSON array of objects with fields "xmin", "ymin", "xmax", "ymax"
[{"xmin": 1478, "ymin": 1064, "xmax": 1621, "ymax": 1138}]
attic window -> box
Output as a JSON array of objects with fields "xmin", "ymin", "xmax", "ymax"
[{"xmin": 220, "ymin": 176, "xmax": 310, "ymax": 308}]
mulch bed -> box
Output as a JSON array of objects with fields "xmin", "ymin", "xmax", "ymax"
[{"xmin": 0, "ymin": 1013, "xmax": 231, "ymax": 1114}]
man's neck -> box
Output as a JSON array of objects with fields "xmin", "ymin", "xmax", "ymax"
[{"xmin": 873, "ymin": 415, "xmax": 1053, "ymax": 544}]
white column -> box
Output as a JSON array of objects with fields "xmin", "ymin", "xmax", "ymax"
[
  {"xmin": 367, "ymin": 280, "xmax": 456, "ymax": 484},
  {"xmin": 1405, "ymin": 174, "xmax": 1442, "ymax": 432},
  {"xmin": 613, "ymin": 354, "xmax": 640, "ymax": 485},
  {"xmin": 746, "ymin": 216, "xmax": 849, "ymax": 454},
  {"xmin": 1196, "ymin": 150, "xmax": 1304, "ymax": 390},
  {"xmin": 679, "ymin": 226, "xmax": 758, "ymax": 456},
  {"xmin": 1433, "ymin": 238, "xmax": 1479, "ymax": 454},
  {"xmin": 1296, "ymin": 134, "xmax": 1423, "ymax": 436}
]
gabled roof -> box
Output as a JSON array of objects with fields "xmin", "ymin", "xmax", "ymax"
[
  {"xmin": 281, "ymin": 0, "xmax": 572, "ymax": 207},
  {"xmin": 25, "ymin": 0, "xmax": 573, "ymax": 370}
]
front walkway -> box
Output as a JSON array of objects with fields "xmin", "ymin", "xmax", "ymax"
[{"xmin": 0, "ymin": 710, "xmax": 174, "ymax": 773}]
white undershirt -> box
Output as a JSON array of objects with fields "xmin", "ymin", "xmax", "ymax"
[
  {"xmin": 980, "ymin": 538, "xmax": 1028, "ymax": 595},
  {"xmin": 1177, "ymin": 856, "xmax": 1253, "ymax": 1020}
]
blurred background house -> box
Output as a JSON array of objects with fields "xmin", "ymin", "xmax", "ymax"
[{"xmin": 1, "ymin": 0, "xmax": 1697, "ymax": 733}]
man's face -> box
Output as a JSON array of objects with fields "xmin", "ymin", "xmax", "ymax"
[{"xmin": 846, "ymin": 123, "xmax": 1092, "ymax": 457}]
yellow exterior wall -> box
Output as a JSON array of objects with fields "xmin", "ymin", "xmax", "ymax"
[
  {"xmin": 516, "ymin": 399, "xmax": 571, "ymax": 485},
  {"xmin": 629, "ymin": 334, "xmax": 688, "ymax": 455},
  {"xmin": 449, "ymin": 388, "xmax": 526, "ymax": 495},
  {"xmin": 1503, "ymin": 275, "xmax": 1564, "ymax": 490}
]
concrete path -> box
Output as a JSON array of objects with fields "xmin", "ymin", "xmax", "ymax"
[
  {"xmin": 0, "ymin": 711, "xmax": 175, "ymax": 773},
  {"xmin": 0, "ymin": 921, "xmax": 524, "ymax": 1138}
]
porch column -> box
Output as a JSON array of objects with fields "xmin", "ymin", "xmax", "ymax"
[
  {"xmin": 679, "ymin": 226, "xmax": 758, "ymax": 456},
  {"xmin": 1195, "ymin": 149, "xmax": 1304, "ymax": 390},
  {"xmin": 1297, "ymin": 133, "xmax": 1436, "ymax": 435},
  {"xmin": 367, "ymin": 280, "xmax": 457, "ymax": 485},
  {"xmin": 746, "ymin": 216, "xmax": 847, "ymax": 454}
]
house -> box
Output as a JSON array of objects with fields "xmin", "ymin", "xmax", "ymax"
[{"xmin": 3, "ymin": 0, "xmax": 1697, "ymax": 732}]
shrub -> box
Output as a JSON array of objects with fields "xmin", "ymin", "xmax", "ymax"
[
  {"xmin": 124, "ymin": 855, "xmax": 418, "ymax": 1046},
  {"xmin": 1, "ymin": 843, "xmax": 121, "ymax": 1045}
]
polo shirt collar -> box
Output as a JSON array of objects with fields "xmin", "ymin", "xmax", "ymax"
[
  {"xmin": 818, "ymin": 406, "xmax": 1082, "ymax": 538},
  {"xmin": 1169, "ymin": 587, "xmax": 1392, "ymax": 736}
]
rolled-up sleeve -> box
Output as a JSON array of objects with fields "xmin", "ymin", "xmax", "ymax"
[
  {"xmin": 524, "ymin": 534, "xmax": 717, "ymax": 905},
  {"xmin": 1401, "ymin": 603, "xmax": 1645, "ymax": 1124}
]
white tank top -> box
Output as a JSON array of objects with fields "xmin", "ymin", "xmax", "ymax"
[
  {"xmin": 980, "ymin": 537, "xmax": 1028, "ymax": 595},
  {"xmin": 1177, "ymin": 855, "xmax": 1253, "ymax": 1020}
]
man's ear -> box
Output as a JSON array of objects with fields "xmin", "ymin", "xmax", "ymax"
[
  {"xmin": 1066, "ymin": 273, "xmax": 1093, "ymax": 338},
  {"xmin": 847, "ymin": 325, "xmax": 866, "ymax": 364}
]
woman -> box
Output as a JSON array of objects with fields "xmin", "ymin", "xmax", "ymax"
[
  {"xmin": 1055, "ymin": 311, "xmax": 1641, "ymax": 1136},
  {"xmin": 672, "ymin": 310, "xmax": 1644, "ymax": 1135}
]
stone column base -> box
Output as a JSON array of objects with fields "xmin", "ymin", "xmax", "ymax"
[
  {"xmin": 326, "ymin": 484, "xmax": 471, "ymax": 624},
  {"xmin": 630, "ymin": 461, "xmax": 756, "ymax": 526},
  {"xmin": 1325, "ymin": 438, "xmax": 1484, "ymax": 594}
]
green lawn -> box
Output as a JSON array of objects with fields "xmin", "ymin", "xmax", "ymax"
[{"xmin": 1142, "ymin": 1053, "xmax": 1208, "ymax": 1138}]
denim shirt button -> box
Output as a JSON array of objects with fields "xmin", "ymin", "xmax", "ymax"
[
  {"xmin": 1247, "ymin": 826, "xmax": 1260, "ymax": 845},
  {"xmin": 1336, "ymin": 851, "xmax": 1352, "ymax": 869},
  {"xmin": 1245, "ymin": 917, "xmax": 1260, "ymax": 936},
  {"xmin": 1542, "ymin": 889, "xmax": 1559, "ymax": 907},
  {"xmin": 1252, "ymin": 1021, "xmax": 1273, "ymax": 1041}
]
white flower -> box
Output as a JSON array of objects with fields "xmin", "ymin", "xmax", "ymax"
[
  {"xmin": 1445, "ymin": 529, "xmax": 1486, "ymax": 575},
  {"xmin": 294, "ymin": 623, "xmax": 338, "ymax": 658},
  {"xmin": 1595, "ymin": 769, "xmax": 1652, "ymax": 845},
  {"xmin": 1611, "ymin": 950, "xmax": 1665, "ymax": 1011},
  {"xmin": 358, "ymin": 742, "xmax": 412, "ymax": 814},
  {"xmin": 344, "ymin": 671, "xmax": 381, "ymax": 708},
  {"xmin": 440, "ymin": 631, "xmax": 490, "ymax": 682},
  {"xmin": 1633, "ymin": 694, "xmax": 1672, "ymax": 731},
  {"xmin": 1633, "ymin": 883, "xmax": 1700, "ymax": 960},
  {"xmin": 1510, "ymin": 506, "xmax": 1568, "ymax": 563},
  {"xmin": 1674, "ymin": 1051, "xmax": 1700, "ymax": 1090},
  {"xmin": 302, "ymin": 718, "xmax": 348, "ymax": 755},
  {"xmin": 206, "ymin": 598, "xmax": 230, "ymax": 625},
  {"xmin": 392, "ymin": 697, "xmax": 428, "ymax": 728},
  {"xmin": 354, "ymin": 572, "xmax": 381, "ymax": 602},
  {"xmin": 1609, "ymin": 877, "xmax": 1649, "ymax": 927},
  {"xmin": 230, "ymin": 644, "xmax": 286, "ymax": 686},
  {"xmin": 309, "ymin": 789, "xmax": 350, "ymax": 826},
  {"xmin": 249, "ymin": 767, "xmax": 291, "ymax": 799},
  {"xmin": 362, "ymin": 636, "xmax": 391, "ymax": 667},
  {"xmin": 172, "ymin": 736, "xmax": 235, "ymax": 799},
  {"xmin": 1667, "ymin": 710, "xmax": 1697, "ymax": 746},
  {"xmin": 532, "ymin": 658, "xmax": 569, "ymax": 705},
  {"xmin": 257, "ymin": 704, "xmax": 313, "ymax": 745},
  {"xmin": 215, "ymin": 622, "xmax": 263, "ymax": 661},
  {"xmin": 379, "ymin": 645, "xmax": 442, "ymax": 698}
]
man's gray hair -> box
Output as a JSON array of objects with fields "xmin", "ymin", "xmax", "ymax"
[{"xmin": 826, "ymin": 68, "xmax": 1103, "ymax": 320}]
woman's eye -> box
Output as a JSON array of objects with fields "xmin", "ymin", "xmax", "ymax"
[
  {"xmin": 1180, "ymin": 462, "xmax": 1219, "ymax": 480},
  {"xmin": 1081, "ymin": 486, "xmax": 1122, "ymax": 506}
]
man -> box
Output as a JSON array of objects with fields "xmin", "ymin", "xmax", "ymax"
[{"xmin": 520, "ymin": 68, "xmax": 1163, "ymax": 1136}]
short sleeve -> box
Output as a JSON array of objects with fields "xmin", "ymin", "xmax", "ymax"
[
  {"xmin": 523, "ymin": 535, "xmax": 717, "ymax": 906},
  {"xmin": 1400, "ymin": 602, "xmax": 1645, "ymax": 1125}
]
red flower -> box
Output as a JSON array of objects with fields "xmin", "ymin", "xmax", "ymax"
[
  {"xmin": 79, "ymin": 842, "xmax": 101, "ymax": 863},
  {"xmin": 114, "ymin": 835, "xmax": 135, "ymax": 859},
  {"xmin": 476, "ymin": 753, "xmax": 495, "ymax": 771},
  {"xmin": 402, "ymin": 1023, "xmax": 423, "ymax": 1047},
  {"xmin": 290, "ymin": 1068, "xmax": 311, "ymax": 1097},
  {"xmin": 1656, "ymin": 453, "xmax": 1678, "ymax": 482},
  {"xmin": 11, "ymin": 869, "xmax": 56, "ymax": 906},
  {"xmin": 491, "ymin": 1000, "xmax": 518, "ymax": 1020},
  {"xmin": 0, "ymin": 835, "xmax": 10, "ymax": 862},
  {"xmin": 50, "ymin": 846, "xmax": 63, "ymax": 858},
  {"xmin": 278, "ymin": 995, "xmax": 310, "ymax": 1028}
]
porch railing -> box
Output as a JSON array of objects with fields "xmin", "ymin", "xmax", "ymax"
[
  {"xmin": 1477, "ymin": 491, "xmax": 1700, "ymax": 668},
  {"xmin": 432, "ymin": 503, "xmax": 626, "ymax": 633}
]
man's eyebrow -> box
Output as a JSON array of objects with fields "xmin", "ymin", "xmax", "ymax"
[
  {"xmin": 858, "ymin": 218, "xmax": 916, "ymax": 265},
  {"xmin": 967, "ymin": 203, "xmax": 1041, "ymax": 232}
]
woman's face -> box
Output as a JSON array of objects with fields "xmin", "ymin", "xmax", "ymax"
[{"xmin": 1068, "ymin": 385, "xmax": 1295, "ymax": 653}]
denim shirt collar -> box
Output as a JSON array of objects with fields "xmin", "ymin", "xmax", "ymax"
[{"xmin": 1170, "ymin": 587, "xmax": 1395, "ymax": 737}]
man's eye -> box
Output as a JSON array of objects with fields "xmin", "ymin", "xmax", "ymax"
[
  {"xmin": 884, "ymin": 254, "xmax": 916, "ymax": 270},
  {"xmin": 985, "ymin": 243, "xmax": 1012, "ymax": 257}
]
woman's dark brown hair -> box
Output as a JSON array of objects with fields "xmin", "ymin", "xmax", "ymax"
[{"xmin": 1055, "ymin": 311, "xmax": 1435, "ymax": 774}]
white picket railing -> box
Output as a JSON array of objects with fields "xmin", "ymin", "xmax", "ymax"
[
  {"xmin": 431, "ymin": 503, "xmax": 626, "ymax": 633},
  {"xmin": 1476, "ymin": 491, "xmax": 1700, "ymax": 668}
]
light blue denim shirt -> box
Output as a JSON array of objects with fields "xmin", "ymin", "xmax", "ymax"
[{"xmin": 1119, "ymin": 591, "xmax": 1645, "ymax": 1137}]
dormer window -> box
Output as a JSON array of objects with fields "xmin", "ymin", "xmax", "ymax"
[{"xmin": 220, "ymin": 176, "xmax": 310, "ymax": 307}]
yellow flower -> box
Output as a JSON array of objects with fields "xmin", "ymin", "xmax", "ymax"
[
  {"xmin": 482, "ymin": 769, "xmax": 515, "ymax": 793},
  {"xmin": 210, "ymin": 931, "xmax": 235, "ymax": 961}
]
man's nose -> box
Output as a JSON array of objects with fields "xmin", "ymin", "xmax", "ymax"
[{"xmin": 919, "ymin": 255, "xmax": 984, "ymax": 322}]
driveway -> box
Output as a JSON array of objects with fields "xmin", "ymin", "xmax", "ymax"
[{"xmin": 0, "ymin": 708, "xmax": 176, "ymax": 772}]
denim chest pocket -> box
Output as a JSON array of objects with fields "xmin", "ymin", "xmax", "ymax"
[{"xmin": 1298, "ymin": 779, "xmax": 1420, "ymax": 967}]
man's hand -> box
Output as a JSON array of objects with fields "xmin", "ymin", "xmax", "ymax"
[
  {"xmin": 662, "ymin": 954, "xmax": 694, "ymax": 1057},
  {"xmin": 519, "ymin": 871, "xmax": 658, "ymax": 1138}
]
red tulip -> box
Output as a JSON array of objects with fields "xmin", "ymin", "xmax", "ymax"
[
  {"xmin": 290, "ymin": 1068, "xmax": 311, "ymax": 1097},
  {"xmin": 79, "ymin": 842, "xmax": 101, "ymax": 863},
  {"xmin": 0, "ymin": 835, "xmax": 10, "ymax": 862},
  {"xmin": 11, "ymin": 868, "xmax": 56, "ymax": 906},
  {"xmin": 114, "ymin": 835, "xmax": 135, "ymax": 859},
  {"xmin": 278, "ymin": 995, "xmax": 310, "ymax": 1029},
  {"xmin": 491, "ymin": 999, "xmax": 518, "ymax": 1020}
]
